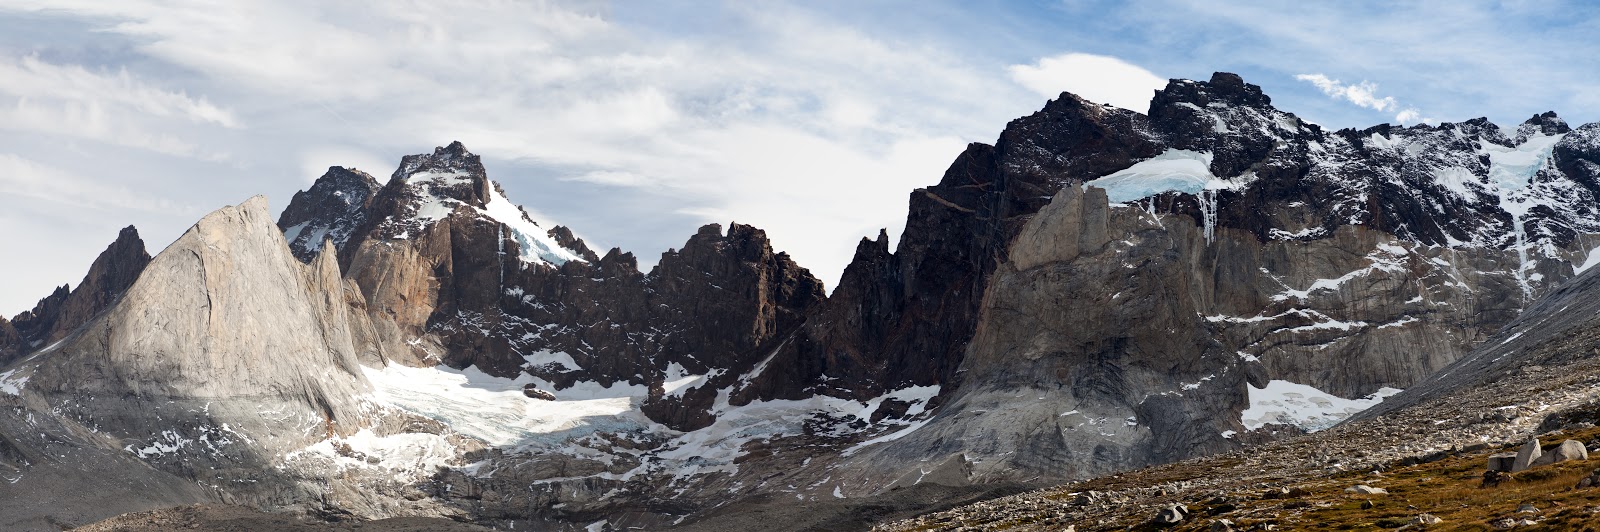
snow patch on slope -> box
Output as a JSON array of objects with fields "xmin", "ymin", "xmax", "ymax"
[
  {"xmin": 1085, "ymin": 149, "xmax": 1249, "ymax": 203},
  {"xmin": 481, "ymin": 184, "xmax": 585, "ymax": 266},
  {"xmin": 668, "ymin": 384, "xmax": 942, "ymax": 465},
  {"xmin": 662, "ymin": 363, "xmax": 715, "ymax": 398},
  {"xmin": 362, "ymin": 364, "xmax": 649, "ymax": 448},
  {"xmin": 1240, "ymin": 380, "xmax": 1401, "ymax": 432},
  {"xmin": 1577, "ymin": 246, "xmax": 1600, "ymax": 274},
  {"xmin": 0, "ymin": 366, "xmax": 29, "ymax": 396},
  {"xmin": 284, "ymin": 428, "xmax": 462, "ymax": 484},
  {"xmin": 1486, "ymin": 133, "xmax": 1563, "ymax": 192},
  {"xmin": 392, "ymin": 165, "xmax": 585, "ymax": 266}
]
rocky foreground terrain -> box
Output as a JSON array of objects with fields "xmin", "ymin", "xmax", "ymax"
[{"xmin": 5, "ymin": 72, "xmax": 1600, "ymax": 530}]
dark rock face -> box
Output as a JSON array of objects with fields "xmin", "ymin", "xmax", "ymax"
[
  {"xmin": 1149, "ymin": 72, "xmax": 1289, "ymax": 179},
  {"xmin": 744, "ymin": 93, "xmax": 1163, "ymax": 405},
  {"xmin": 0, "ymin": 318, "xmax": 17, "ymax": 358},
  {"xmin": 278, "ymin": 166, "xmax": 382, "ymax": 262},
  {"xmin": 4, "ymin": 285, "xmax": 67, "ymax": 359},
  {"xmin": 301, "ymin": 142, "xmax": 825, "ymax": 430},
  {"xmin": 2, "ymin": 226, "xmax": 150, "ymax": 365},
  {"xmin": 1553, "ymin": 122, "xmax": 1600, "ymax": 193},
  {"xmin": 638, "ymin": 222, "xmax": 826, "ymax": 427}
]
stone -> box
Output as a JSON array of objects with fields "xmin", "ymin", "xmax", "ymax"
[
  {"xmin": 1487, "ymin": 452, "xmax": 1519, "ymax": 472},
  {"xmin": 1209, "ymin": 519, "xmax": 1236, "ymax": 532},
  {"xmin": 1360, "ymin": 499, "xmax": 1374, "ymax": 510},
  {"xmin": 521, "ymin": 384, "xmax": 555, "ymax": 401},
  {"xmin": 1344, "ymin": 485, "xmax": 1387, "ymax": 495},
  {"xmin": 1413, "ymin": 513, "xmax": 1442, "ymax": 525},
  {"xmin": 1511, "ymin": 438, "xmax": 1542, "ymax": 472},
  {"xmin": 1518, "ymin": 503, "xmax": 1539, "ymax": 513},
  {"xmin": 1483, "ymin": 470, "xmax": 1505, "ymax": 488},
  {"xmin": 1153, "ymin": 503, "xmax": 1189, "ymax": 525},
  {"xmin": 1550, "ymin": 439, "xmax": 1588, "ymax": 463},
  {"xmin": 1523, "ymin": 439, "xmax": 1587, "ymax": 467}
]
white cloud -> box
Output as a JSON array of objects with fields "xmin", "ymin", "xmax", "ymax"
[
  {"xmin": 1295, "ymin": 73, "xmax": 1429, "ymax": 124},
  {"xmin": 0, "ymin": 153, "xmax": 190, "ymax": 213},
  {"xmin": 1393, "ymin": 107, "xmax": 1425, "ymax": 124},
  {"xmin": 0, "ymin": 55, "xmax": 237, "ymax": 127},
  {"xmin": 0, "ymin": 55, "xmax": 238, "ymax": 158},
  {"xmin": 1007, "ymin": 53, "xmax": 1166, "ymax": 112},
  {"xmin": 0, "ymin": 1, "xmax": 1041, "ymax": 312},
  {"xmin": 1294, "ymin": 73, "xmax": 1395, "ymax": 112}
]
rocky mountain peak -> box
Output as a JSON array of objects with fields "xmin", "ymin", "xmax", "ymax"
[
  {"xmin": 389, "ymin": 141, "xmax": 491, "ymax": 208},
  {"xmin": 546, "ymin": 225, "xmax": 600, "ymax": 263},
  {"xmin": 658, "ymin": 223, "xmax": 816, "ymax": 289},
  {"xmin": 0, "ymin": 316, "xmax": 16, "ymax": 352},
  {"xmin": 65, "ymin": 223, "xmax": 149, "ymax": 310},
  {"xmin": 2, "ymin": 225, "xmax": 150, "ymax": 365},
  {"xmin": 853, "ymin": 228, "xmax": 892, "ymax": 259},
  {"xmin": 596, "ymin": 246, "xmax": 639, "ymax": 272},
  {"xmin": 27, "ymin": 195, "xmax": 372, "ymax": 411},
  {"xmin": 997, "ymin": 97, "xmax": 1162, "ymax": 188},
  {"xmin": 278, "ymin": 166, "xmax": 382, "ymax": 262},
  {"xmin": 349, "ymin": 143, "xmax": 590, "ymax": 268},
  {"xmin": 1151, "ymin": 71, "xmax": 1273, "ymax": 112},
  {"xmin": 316, "ymin": 165, "xmax": 381, "ymax": 192},
  {"xmin": 435, "ymin": 140, "xmax": 473, "ymax": 159},
  {"xmin": 1553, "ymin": 122, "xmax": 1600, "ymax": 191},
  {"xmin": 1518, "ymin": 110, "xmax": 1571, "ymax": 141}
]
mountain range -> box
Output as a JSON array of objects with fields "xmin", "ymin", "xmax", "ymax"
[{"xmin": 4, "ymin": 72, "xmax": 1600, "ymax": 531}]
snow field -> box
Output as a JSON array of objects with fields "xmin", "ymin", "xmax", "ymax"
[{"xmin": 1239, "ymin": 379, "xmax": 1401, "ymax": 432}]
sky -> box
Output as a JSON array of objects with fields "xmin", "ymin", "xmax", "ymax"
[{"xmin": 2, "ymin": 0, "xmax": 1599, "ymax": 315}]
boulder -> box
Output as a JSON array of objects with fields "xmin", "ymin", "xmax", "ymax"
[
  {"xmin": 1487, "ymin": 452, "xmax": 1518, "ymax": 472},
  {"xmin": 1344, "ymin": 484, "xmax": 1387, "ymax": 495},
  {"xmin": 522, "ymin": 384, "xmax": 556, "ymax": 401},
  {"xmin": 1153, "ymin": 503, "xmax": 1189, "ymax": 525},
  {"xmin": 1528, "ymin": 438, "xmax": 1586, "ymax": 467},
  {"xmin": 1413, "ymin": 513, "xmax": 1442, "ymax": 525},
  {"xmin": 1550, "ymin": 439, "xmax": 1588, "ymax": 463},
  {"xmin": 1511, "ymin": 438, "xmax": 1542, "ymax": 472}
]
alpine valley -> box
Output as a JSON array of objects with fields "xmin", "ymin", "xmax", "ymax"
[{"xmin": 7, "ymin": 72, "xmax": 1600, "ymax": 531}]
